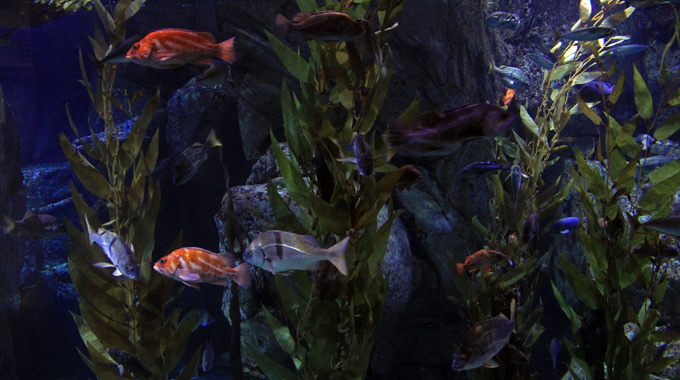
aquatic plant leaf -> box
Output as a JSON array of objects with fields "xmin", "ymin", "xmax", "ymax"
[
  {"xmin": 244, "ymin": 340, "xmax": 303, "ymax": 380},
  {"xmin": 654, "ymin": 112, "xmax": 680, "ymax": 140},
  {"xmin": 398, "ymin": 95, "xmax": 420, "ymax": 125},
  {"xmin": 574, "ymin": 148, "xmax": 607, "ymax": 198},
  {"xmin": 271, "ymin": 131, "xmax": 311, "ymax": 209},
  {"xmin": 639, "ymin": 171, "xmax": 680, "ymax": 213},
  {"xmin": 310, "ymin": 193, "xmax": 348, "ymax": 236},
  {"xmin": 281, "ymin": 82, "xmax": 302, "ymax": 159},
  {"xmin": 175, "ymin": 346, "xmax": 202, "ymax": 380},
  {"xmin": 262, "ymin": 306, "xmax": 296, "ymax": 355},
  {"xmin": 471, "ymin": 215, "xmax": 489, "ymax": 237},
  {"xmin": 266, "ymin": 31, "xmax": 312, "ymax": 83},
  {"xmin": 610, "ymin": 73, "xmax": 625, "ymax": 106},
  {"xmin": 560, "ymin": 253, "xmax": 600, "ymax": 309},
  {"xmin": 123, "ymin": 0, "xmax": 145, "ymax": 22},
  {"xmin": 633, "ymin": 65, "xmax": 653, "ymax": 120},
  {"xmin": 267, "ymin": 179, "xmax": 308, "ymax": 234},
  {"xmin": 653, "ymin": 277, "xmax": 668, "ymax": 304},
  {"xmin": 669, "ymin": 88, "xmax": 680, "ymax": 106},
  {"xmin": 647, "ymin": 355, "xmax": 680, "ymax": 373},
  {"xmin": 602, "ymin": 6, "xmax": 635, "ymax": 28},
  {"xmin": 84, "ymin": 342, "xmax": 122, "ymax": 380},
  {"xmin": 121, "ymin": 89, "xmax": 160, "ymax": 170},
  {"xmin": 164, "ymin": 310, "xmax": 199, "ymax": 372},
  {"xmin": 613, "ymin": 151, "xmax": 640, "ymax": 190},
  {"xmin": 648, "ymin": 159, "xmax": 680, "ymax": 183},
  {"xmin": 551, "ymin": 282, "xmax": 582, "ymax": 332},
  {"xmin": 614, "ymin": 114, "xmax": 640, "ymax": 157},
  {"xmin": 549, "ymin": 63, "xmax": 577, "ymax": 82},
  {"xmin": 519, "ymin": 105, "xmax": 540, "ymax": 136},
  {"xmin": 573, "ymin": 71, "xmax": 603, "ymax": 85},
  {"xmin": 275, "ymin": 275, "xmax": 305, "ymax": 317},
  {"xmin": 577, "ymin": 94, "xmax": 602, "ymax": 126},
  {"xmin": 60, "ymin": 134, "xmax": 111, "ymax": 199},
  {"xmin": 296, "ymin": 0, "xmax": 318, "ymax": 13},
  {"xmin": 498, "ymin": 256, "xmax": 538, "ymax": 288},
  {"xmin": 651, "ymin": 330, "xmax": 680, "ymax": 342},
  {"xmin": 579, "ymin": 0, "xmax": 591, "ymax": 22},
  {"xmin": 142, "ymin": 128, "xmax": 159, "ymax": 176},
  {"xmin": 360, "ymin": 50, "xmax": 392, "ymax": 134},
  {"xmin": 92, "ymin": 0, "xmax": 115, "ymax": 39}
]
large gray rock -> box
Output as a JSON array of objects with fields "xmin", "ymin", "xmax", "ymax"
[
  {"xmin": 0, "ymin": 96, "xmax": 26, "ymax": 380},
  {"xmin": 215, "ymin": 179, "xmax": 418, "ymax": 378}
]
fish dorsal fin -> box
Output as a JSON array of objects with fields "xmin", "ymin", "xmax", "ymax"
[
  {"xmin": 196, "ymin": 32, "xmax": 217, "ymax": 43},
  {"xmin": 483, "ymin": 359, "xmax": 500, "ymax": 368},
  {"xmin": 218, "ymin": 253, "xmax": 236, "ymax": 267},
  {"xmin": 22, "ymin": 210, "xmax": 37, "ymax": 218},
  {"xmin": 22, "ymin": 211, "xmax": 41, "ymax": 224},
  {"xmin": 302, "ymin": 235, "xmax": 321, "ymax": 247}
]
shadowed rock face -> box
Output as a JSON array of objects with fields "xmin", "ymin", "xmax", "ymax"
[{"xmin": 0, "ymin": 94, "xmax": 26, "ymax": 380}]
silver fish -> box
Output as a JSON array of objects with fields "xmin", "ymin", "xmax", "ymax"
[
  {"xmin": 337, "ymin": 133, "xmax": 374, "ymax": 176},
  {"xmin": 526, "ymin": 53, "xmax": 555, "ymax": 71},
  {"xmin": 560, "ymin": 27, "xmax": 616, "ymax": 41},
  {"xmin": 452, "ymin": 314, "xmax": 515, "ymax": 371},
  {"xmin": 641, "ymin": 216, "xmax": 680, "ymax": 236},
  {"xmin": 201, "ymin": 340, "xmax": 214, "ymax": 372},
  {"xmin": 173, "ymin": 129, "xmax": 223, "ymax": 185},
  {"xmin": 509, "ymin": 163, "xmax": 528, "ymax": 208},
  {"xmin": 492, "ymin": 65, "xmax": 530, "ymax": 90},
  {"xmin": 2, "ymin": 210, "xmax": 66, "ymax": 239},
  {"xmin": 485, "ymin": 12, "xmax": 521, "ymax": 30},
  {"xmin": 243, "ymin": 230, "xmax": 349, "ymax": 275},
  {"xmin": 600, "ymin": 44, "xmax": 649, "ymax": 58},
  {"xmin": 86, "ymin": 217, "xmax": 141, "ymax": 280}
]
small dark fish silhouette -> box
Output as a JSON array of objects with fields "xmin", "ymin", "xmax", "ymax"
[
  {"xmin": 550, "ymin": 338, "xmax": 559, "ymax": 370},
  {"xmin": 108, "ymin": 348, "xmax": 151, "ymax": 380},
  {"xmin": 578, "ymin": 80, "xmax": 614, "ymax": 102},
  {"xmin": 560, "ymin": 27, "xmax": 616, "ymax": 41},
  {"xmin": 2, "ymin": 210, "xmax": 66, "ymax": 239},
  {"xmin": 337, "ymin": 133, "xmax": 374, "ymax": 176},
  {"xmin": 201, "ymin": 340, "xmax": 214, "ymax": 372},
  {"xmin": 385, "ymin": 103, "xmax": 516, "ymax": 159},
  {"xmin": 452, "ymin": 315, "xmax": 515, "ymax": 370},
  {"xmin": 173, "ymin": 129, "xmax": 223, "ymax": 185},
  {"xmin": 273, "ymin": 11, "xmax": 367, "ymax": 41},
  {"xmin": 485, "ymin": 12, "xmax": 521, "ymax": 30},
  {"xmin": 641, "ymin": 215, "xmax": 680, "ymax": 236},
  {"xmin": 522, "ymin": 212, "xmax": 538, "ymax": 244},
  {"xmin": 460, "ymin": 161, "xmax": 510, "ymax": 177}
]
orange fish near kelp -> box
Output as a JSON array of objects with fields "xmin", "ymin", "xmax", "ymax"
[
  {"xmin": 456, "ymin": 249, "xmax": 506, "ymax": 274},
  {"xmin": 126, "ymin": 28, "xmax": 236, "ymax": 69},
  {"xmin": 153, "ymin": 247, "xmax": 250, "ymax": 288},
  {"xmin": 502, "ymin": 89, "xmax": 515, "ymax": 106}
]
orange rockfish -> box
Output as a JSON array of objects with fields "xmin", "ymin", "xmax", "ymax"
[
  {"xmin": 153, "ymin": 247, "xmax": 250, "ymax": 288},
  {"xmin": 456, "ymin": 249, "xmax": 506, "ymax": 274},
  {"xmin": 126, "ymin": 28, "xmax": 236, "ymax": 69}
]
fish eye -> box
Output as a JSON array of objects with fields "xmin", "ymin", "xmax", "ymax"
[
  {"xmin": 160, "ymin": 259, "xmax": 166, "ymax": 265},
  {"xmin": 132, "ymin": 44, "xmax": 139, "ymax": 50}
]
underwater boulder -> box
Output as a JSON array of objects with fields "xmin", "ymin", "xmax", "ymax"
[
  {"xmin": 215, "ymin": 181, "xmax": 417, "ymax": 378},
  {"xmin": 0, "ymin": 99, "xmax": 26, "ymax": 380}
]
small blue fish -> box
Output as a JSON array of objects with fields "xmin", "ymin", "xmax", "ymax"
[
  {"xmin": 485, "ymin": 12, "xmax": 521, "ymax": 30},
  {"xmin": 560, "ymin": 27, "xmax": 616, "ymax": 41},
  {"xmin": 550, "ymin": 338, "xmax": 559, "ymax": 370},
  {"xmin": 578, "ymin": 80, "xmax": 614, "ymax": 102},
  {"xmin": 549, "ymin": 217, "xmax": 582, "ymax": 234},
  {"xmin": 461, "ymin": 161, "xmax": 510, "ymax": 177},
  {"xmin": 336, "ymin": 133, "xmax": 374, "ymax": 176}
]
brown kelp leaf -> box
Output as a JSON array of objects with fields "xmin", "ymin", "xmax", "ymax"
[
  {"xmin": 609, "ymin": 73, "xmax": 625, "ymax": 106},
  {"xmin": 266, "ymin": 30, "xmax": 313, "ymax": 83},
  {"xmin": 84, "ymin": 342, "xmax": 122, "ymax": 380},
  {"xmin": 142, "ymin": 128, "xmax": 160, "ymax": 176},
  {"xmin": 92, "ymin": 0, "xmax": 115, "ymax": 37},
  {"xmin": 262, "ymin": 306, "xmax": 296, "ymax": 355},
  {"xmin": 519, "ymin": 105, "xmax": 540, "ymax": 137},
  {"xmin": 577, "ymin": 94, "xmax": 602, "ymax": 126},
  {"xmin": 270, "ymin": 131, "xmax": 310, "ymax": 208},
  {"xmin": 633, "ymin": 65, "xmax": 653, "ymax": 121},
  {"xmin": 175, "ymin": 346, "xmax": 202, "ymax": 380},
  {"xmin": 60, "ymin": 133, "xmax": 111, "ymax": 199}
]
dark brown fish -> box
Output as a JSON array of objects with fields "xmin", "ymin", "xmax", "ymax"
[
  {"xmin": 2, "ymin": 210, "xmax": 65, "ymax": 239},
  {"xmin": 396, "ymin": 165, "xmax": 422, "ymax": 191},
  {"xmin": 522, "ymin": 212, "xmax": 538, "ymax": 243},
  {"xmin": 385, "ymin": 103, "xmax": 516, "ymax": 159},
  {"xmin": 452, "ymin": 315, "xmax": 515, "ymax": 370},
  {"xmin": 108, "ymin": 348, "xmax": 151, "ymax": 380},
  {"xmin": 273, "ymin": 11, "xmax": 367, "ymax": 41},
  {"xmin": 173, "ymin": 129, "xmax": 223, "ymax": 185}
]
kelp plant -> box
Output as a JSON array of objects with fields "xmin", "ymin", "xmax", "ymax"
[
  {"xmin": 552, "ymin": 2, "xmax": 680, "ymax": 379},
  {"xmin": 447, "ymin": 1, "xmax": 653, "ymax": 379},
  {"xmin": 243, "ymin": 0, "xmax": 409, "ymax": 379},
  {"xmin": 61, "ymin": 1, "xmax": 200, "ymax": 379}
]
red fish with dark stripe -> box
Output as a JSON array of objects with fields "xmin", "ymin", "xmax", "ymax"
[
  {"xmin": 153, "ymin": 247, "xmax": 250, "ymax": 288},
  {"xmin": 125, "ymin": 28, "xmax": 236, "ymax": 69}
]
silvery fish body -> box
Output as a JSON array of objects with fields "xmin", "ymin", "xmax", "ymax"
[
  {"xmin": 2, "ymin": 210, "xmax": 66, "ymax": 239},
  {"xmin": 452, "ymin": 315, "xmax": 515, "ymax": 371},
  {"xmin": 173, "ymin": 129, "xmax": 222, "ymax": 185},
  {"xmin": 526, "ymin": 53, "xmax": 555, "ymax": 71},
  {"xmin": 273, "ymin": 11, "xmax": 366, "ymax": 41},
  {"xmin": 492, "ymin": 65, "xmax": 529, "ymax": 89},
  {"xmin": 510, "ymin": 163, "xmax": 526, "ymax": 207},
  {"xmin": 485, "ymin": 12, "xmax": 520, "ymax": 30},
  {"xmin": 86, "ymin": 218, "xmax": 141, "ymax": 280},
  {"xmin": 600, "ymin": 44, "xmax": 649, "ymax": 57},
  {"xmin": 337, "ymin": 134, "xmax": 374, "ymax": 176},
  {"xmin": 244, "ymin": 230, "xmax": 349, "ymax": 275},
  {"xmin": 560, "ymin": 27, "xmax": 616, "ymax": 41}
]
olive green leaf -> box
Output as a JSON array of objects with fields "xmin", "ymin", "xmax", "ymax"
[
  {"xmin": 359, "ymin": 50, "xmax": 393, "ymax": 134},
  {"xmin": 551, "ymin": 282, "xmax": 582, "ymax": 332},
  {"xmin": 262, "ymin": 306, "xmax": 296, "ymax": 355},
  {"xmin": 398, "ymin": 95, "xmax": 420, "ymax": 125},
  {"xmin": 647, "ymin": 356, "xmax": 680, "ymax": 373},
  {"xmin": 498, "ymin": 256, "xmax": 538, "ymax": 289},
  {"xmin": 121, "ymin": 89, "xmax": 160, "ymax": 169},
  {"xmin": 609, "ymin": 73, "xmax": 625, "ymax": 106},
  {"xmin": 60, "ymin": 133, "xmax": 111, "ymax": 199},
  {"xmin": 266, "ymin": 31, "xmax": 313, "ymax": 83},
  {"xmin": 579, "ymin": 0, "xmax": 591, "ymax": 22},
  {"xmin": 654, "ymin": 111, "xmax": 680, "ymax": 141},
  {"xmin": 577, "ymin": 95, "xmax": 602, "ymax": 126},
  {"xmin": 647, "ymin": 159, "xmax": 680, "ymax": 183},
  {"xmin": 270, "ymin": 131, "xmax": 310, "ymax": 208},
  {"xmin": 296, "ymin": 0, "xmax": 318, "ymax": 13},
  {"xmin": 639, "ymin": 171, "xmax": 680, "ymax": 213},
  {"xmin": 267, "ymin": 178, "xmax": 308, "ymax": 235},
  {"xmin": 668, "ymin": 87, "xmax": 680, "ymax": 106},
  {"xmin": 92, "ymin": 0, "xmax": 115, "ymax": 40},
  {"xmin": 310, "ymin": 193, "xmax": 348, "ymax": 236},
  {"xmin": 574, "ymin": 148, "xmax": 607, "ymax": 198},
  {"xmin": 560, "ymin": 253, "xmax": 600, "ymax": 309},
  {"xmin": 175, "ymin": 346, "xmax": 202, "ymax": 380},
  {"xmin": 245, "ymin": 341, "xmax": 303, "ymax": 380},
  {"xmin": 573, "ymin": 71, "xmax": 602, "ymax": 85},
  {"xmin": 519, "ymin": 105, "xmax": 540, "ymax": 136},
  {"xmin": 633, "ymin": 65, "xmax": 653, "ymax": 120}
]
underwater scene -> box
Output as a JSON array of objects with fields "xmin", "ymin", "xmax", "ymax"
[{"xmin": 2, "ymin": 0, "xmax": 680, "ymax": 379}]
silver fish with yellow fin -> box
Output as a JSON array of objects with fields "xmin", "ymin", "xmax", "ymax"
[
  {"xmin": 243, "ymin": 230, "xmax": 349, "ymax": 275},
  {"xmin": 452, "ymin": 314, "xmax": 515, "ymax": 371}
]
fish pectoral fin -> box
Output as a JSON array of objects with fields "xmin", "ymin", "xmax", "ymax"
[
  {"xmin": 181, "ymin": 281, "xmax": 201, "ymax": 289},
  {"xmin": 560, "ymin": 229, "xmax": 570, "ymax": 234},
  {"xmin": 336, "ymin": 157, "xmax": 358, "ymax": 165},
  {"xmin": 112, "ymin": 269, "xmax": 123, "ymax": 277},
  {"xmin": 117, "ymin": 364, "xmax": 125, "ymax": 376},
  {"xmin": 93, "ymin": 262, "xmax": 115, "ymax": 269},
  {"xmin": 483, "ymin": 359, "xmax": 500, "ymax": 368},
  {"xmin": 177, "ymin": 269, "xmax": 202, "ymax": 282},
  {"xmin": 155, "ymin": 49, "xmax": 180, "ymax": 62}
]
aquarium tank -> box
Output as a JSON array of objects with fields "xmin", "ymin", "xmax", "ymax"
[{"xmin": 2, "ymin": 0, "xmax": 680, "ymax": 379}]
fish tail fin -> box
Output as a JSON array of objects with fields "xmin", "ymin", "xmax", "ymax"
[
  {"xmin": 2, "ymin": 216, "xmax": 14, "ymax": 234},
  {"xmin": 231, "ymin": 263, "xmax": 251, "ymax": 288},
  {"xmin": 205, "ymin": 129, "xmax": 223, "ymax": 149},
  {"xmin": 456, "ymin": 263, "xmax": 465, "ymax": 275},
  {"xmin": 328, "ymin": 237, "xmax": 350, "ymax": 276},
  {"xmin": 273, "ymin": 14, "xmax": 290, "ymax": 36},
  {"xmin": 217, "ymin": 37, "xmax": 236, "ymax": 64},
  {"xmin": 384, "ymin": 118, "xmax": 411, "ymax": 160}
]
